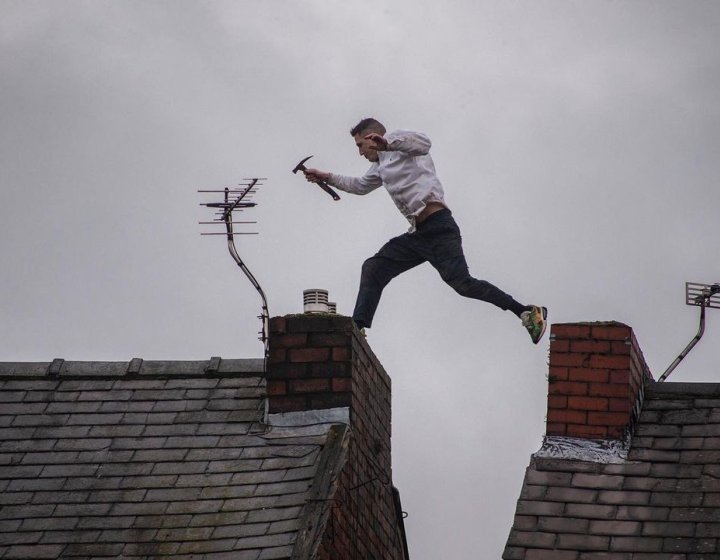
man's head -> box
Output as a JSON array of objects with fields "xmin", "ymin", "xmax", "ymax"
[{"xmin": 350, "ymin": 117, "xmax": 386, "ymax": 162}]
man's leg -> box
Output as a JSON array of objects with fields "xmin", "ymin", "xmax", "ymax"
[
  {"xmin": 433, "ymin": 251, "xmax": 548, "ymax": 343},
  {"xmin": 352, "ymin": 234, "xmax": 424, "ymax": 329},
  {"xmin": 434, "ymin": 253, "xmax": 525, "ymax": 314},
  {"xmin": 420, "ymin": 212, "xmax": 526, "ymax": 314},
  {"xmin": 423, "ymin": 211, "xmax": 547, "ymax": 343}
]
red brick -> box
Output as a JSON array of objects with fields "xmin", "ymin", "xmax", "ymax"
[
  {"xmin": 549, "ymin": 339, "xmax": 570, "ymax": 352},
  {"xmin": 268, "ymin": 395, "xmax": 307, "ymax": 413},
  {"xmin": 568, "ymin": 367, "xmax": 609, "ymax": 383},
  {"xmin": 591, "ymin": 324, "xmax": 631, "ymax": 341},
  {"xmin": 589, "ymin": 383, "xmax": 630, "ymax": 398},
  {"xmin": 588, "ymin": 411, "xmax": 631, "ymax": 427},
  {"xmin": 287, "ymin": 315, "xmax": 334, "ymax": 333},
  {"xmin": 309, "ymin": 393, "xmax": 351, "ymax": 409},
  {"xmin": 268, "ymin": 316, "xmax": 287, "ymax": 334},
  {"xmin": 549, "ymin": 381, "xmax": 588, "ymax": 396},
  {"xmin": 332, "ymin": 377, "xmax": 353, "ymax": 392},
  {"xmin": 568, "ymin": 396, "xmax": 608, "ymax": 411},
  {"xmin": 549, "ymin": 352, "xmax": 590, "ymax": 368},
  {"xmin": 269, "ymin": 313, "xmax": 404, "ymax": 560},
  {"xmin": 290, "ymin": 378, "xmax": 330, "ymax": 394},
  {"xmin": 332, "ymin": 346, "xmax": 350, "ymax": 361},
  {"xmin": 546, "ymin": 422, "xmax": 567, "ymax": 436},
  {"xmin": 608, "ymin": 397, "xmax": 632, "ymax": 412},
  {"xmin": 547, "ymin": 395, "xmax": 567, "ymax": 409},
  {"xmin": 607, "ymin": 426, "xmax": 625, "ymax": 438},
  {"xmin": 570, "ymin": 340, "xmax": 611, "ymax": 354},
  {"xmin": 268, "ymin": 347, "xmax": 286, "ymax": 364},
  {"xmin": 266, "ymin": 362, "xmax": 307, "ymax": 379},
  {"xmin": 610, "ymin": 370, "xmax": 632, "ymax": 384},
  {"xmin": 289, "ymin": 347, "xmax": 330, "ymax": 363},
  {"xmin": 552, "ymin": 324, "xmax": 591, "ymax": 339},
  {"xmin": 589, "ymin": 354, "xmax": 631, "ymax": 369},
  {"xmin": 547, "ymin": 409, "xmax": 587, "ymax": 424},
  {"xmin": 548, "ymin": 366, "xmax": 569, "ymax": 382},
  {"xmin": 310, "ymin": 362, "xmax": 351, "ymax": 378},
  {"xmin": 610, "ymin": 340, "xmax": 632, "ymax": 355},
  {"xmin": 567, "ymin": 424, "xmax": 608, "ymax": 438},
  {"xmin": 272, "ymin": 333, "xmax": 308, "ymax": 349},
  {"xmin": 309, "ymin": 333, "xmax": 351, "ymax": 346},
  {"xmin": 631, "ymin": 353, "xmax": 653, "ymax": 381},
  {"xmin": 266, "ymin": 380, "xmax": 287, "ymax": 396}
]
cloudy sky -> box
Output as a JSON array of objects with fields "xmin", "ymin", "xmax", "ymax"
[{"xmin": 2, "ymin": 1, "xmax": 719, "ymax": 557}]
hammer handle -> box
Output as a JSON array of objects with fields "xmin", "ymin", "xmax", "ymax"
[{"xmin": 316, "ymin": 179, "xmax": 341, "ymax": 201}]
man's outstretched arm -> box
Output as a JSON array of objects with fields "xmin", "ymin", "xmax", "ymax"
[{"xmin": 304, "ymin": 167, "xmax": 382, "ymax": 195}]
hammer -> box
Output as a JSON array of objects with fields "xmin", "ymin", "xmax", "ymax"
[{"xmin": 292, "ymin": 155, "xmax": 341, "ymax": 201}]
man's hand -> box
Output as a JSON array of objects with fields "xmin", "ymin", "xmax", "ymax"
[
  {"xmin": 303, "ymin": 168, "xmax": 330, "ymax": 184},
  {"xmin": 364, "ymin": 133, "xmax": 388, "ymax": 151}
]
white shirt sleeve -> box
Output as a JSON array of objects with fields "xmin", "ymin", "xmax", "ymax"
[
  {"xmin": 385, "ymin": 130, "xmax": 432, "ymax": 156},
  {"xmin": 328, "ymin": 165, "xmax": 383, "ymax": 195}
]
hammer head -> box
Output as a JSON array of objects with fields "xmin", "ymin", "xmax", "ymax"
[{"xmin": 292, "ymin": 155, "xmax": 313, "ymax": 174}]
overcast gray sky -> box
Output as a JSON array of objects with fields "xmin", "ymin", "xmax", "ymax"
[{"xmin": 2, "ymin": 1, "xmax": 719, "ymax": 557}]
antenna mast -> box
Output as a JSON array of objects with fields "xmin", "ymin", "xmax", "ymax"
[
  {"xmin": 658, "ymin": 282, "xmax": 720, "ymax": 382},
  {"xmin": 199, "ymin": 178, "xmax": 269, "ymax": 358}
]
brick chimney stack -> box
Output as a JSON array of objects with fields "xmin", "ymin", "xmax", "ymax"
[
  {"xmin": 547, "ymin": 322, "xmax": 653, "ymax": 440},
  {"xmin": 267, "ymin": 314, "xmax": 405, "ymax": 560}
]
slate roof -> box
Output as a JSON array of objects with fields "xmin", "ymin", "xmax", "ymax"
[
  {"xmin": 0, "ymin": 359, "xmax": 348, "ymax": 560},
  {"xmin": 504, "ymin": 381, "xmax": 720, "ymax": 559}
]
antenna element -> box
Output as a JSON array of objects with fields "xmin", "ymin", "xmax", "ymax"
[{"xmin": 199, "ymin": 179, "xmax": 270, "ymax": 358}]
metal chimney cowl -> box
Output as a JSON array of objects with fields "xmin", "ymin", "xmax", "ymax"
[{"xmin": 303, "ymin": 289, "xmax": 336, "ymax": 314}]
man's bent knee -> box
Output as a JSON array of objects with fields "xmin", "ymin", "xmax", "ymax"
[{"xmin": 446, "ymin": 275, "xmax": 475, "ymax": 297}]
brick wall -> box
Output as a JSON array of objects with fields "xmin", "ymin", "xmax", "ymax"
[
  {"xmin": 547, "ymin": 322, "xmax": 653, "ymax": 439},
  {"xmin": 267, "ymin": 314, "xmax": 406, "ymax": 560}
]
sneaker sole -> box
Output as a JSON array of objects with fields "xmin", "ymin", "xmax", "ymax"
[{"xmin": 533, "ymin": 306, "xmax": 548, "ymax": 344}]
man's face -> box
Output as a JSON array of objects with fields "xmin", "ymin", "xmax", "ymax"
[{"xmin": 354, "ymin": 132, "xmax": 380, "ymax": 162}]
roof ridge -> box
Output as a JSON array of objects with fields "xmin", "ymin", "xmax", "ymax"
[{"xmin": 0, "ymin": 358, "xmax": 265, "ymax": 378}]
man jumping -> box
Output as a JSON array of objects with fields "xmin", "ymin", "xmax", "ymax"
[{"xmin": 303, "ymin": 117, "xmax": 547, "ymax": 344}]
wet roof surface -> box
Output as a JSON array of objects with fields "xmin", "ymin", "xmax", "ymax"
[
  {"xmin": 0, "ymin": 359, "xmax": 343, "ymax": 560},
  {"xmin": 504, "ymin": 382, "xmax": 720, "ymax": 559}
]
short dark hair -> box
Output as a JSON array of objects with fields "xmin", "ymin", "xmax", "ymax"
[{"xmin": 350, "ymin": 118, "xmax": 386, "ymax": 137}]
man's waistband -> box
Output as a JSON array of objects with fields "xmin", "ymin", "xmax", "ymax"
[{"xmin": 417, "ymin": 207, "xmax": 452, "ymax": 228}]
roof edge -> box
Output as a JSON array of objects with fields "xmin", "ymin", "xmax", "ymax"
[
  {"xmin": 0, "ymin": 358, "xmax": 265, "ymax": 378},
  {"xmin": 291, "ymin": 423, "xmax": 350, "ymax": 560},
  {"xmin": 647, "ymin": 380, "xmax": 720, "ymax": 397}
]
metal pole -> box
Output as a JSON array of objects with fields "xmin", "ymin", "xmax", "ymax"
[
  {"xmin": 222, "ymin": 183, "xmax": 269, "ymax": 360},
  {"xmin": 658, "ymin": 300, "xmax": 706, "ymax": 382}
]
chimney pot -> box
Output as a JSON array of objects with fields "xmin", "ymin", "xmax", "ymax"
[{"xmin": 303, "ymin": 288, "xmax": 329, "ymax": 314}]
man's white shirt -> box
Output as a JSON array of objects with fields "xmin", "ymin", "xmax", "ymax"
[{"xmin": 328, "ymin": 129, "xmax": 447, "ymax": 231}]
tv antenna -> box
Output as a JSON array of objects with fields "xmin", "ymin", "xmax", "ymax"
[
  {"xmin": 658, "ymin": 282, "xmax": 720, "ymax": 382},
  {"xmin": 199, "ymin": 178, "xmax": 269, "ymax": 358}
]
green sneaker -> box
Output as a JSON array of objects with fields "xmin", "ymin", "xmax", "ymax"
[{"xmin": 521, "ymin": 305, "xmax": 547, "ymax": 344}]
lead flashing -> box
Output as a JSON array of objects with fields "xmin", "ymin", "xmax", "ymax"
[
  {"xmin": 534, "ymin": 435, "xmax": 630, "ymax": 464},
  {"xmin": 268, "ymin": 407, "xmax": 350, "ymax": 429}
]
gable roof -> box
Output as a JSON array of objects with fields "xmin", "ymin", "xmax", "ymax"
[
  {"xmin": 0, "ymin": 359, "xmax": 348, "ymax": 560},
  {"xmin": 503, "ymin": 380, "xmax": 720, "ymax": 558}
]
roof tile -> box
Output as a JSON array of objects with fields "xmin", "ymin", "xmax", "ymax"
[{"xmin": 0, "ymin": 359, "xmax": 350, "ymax": 560}]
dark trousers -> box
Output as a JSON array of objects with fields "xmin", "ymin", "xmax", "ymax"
[{"xmin": 352, "ymin": 209, "xmax": 519, "ymax": 328}]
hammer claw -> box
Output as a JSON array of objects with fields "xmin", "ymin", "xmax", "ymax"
[
  {"xmin": 292, "ymin": 155, "xmax": 313, "ymax": 174},
  {"xmin": 292, "ymin": 155, "xmax": 341, "ymax": 201}
]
